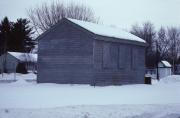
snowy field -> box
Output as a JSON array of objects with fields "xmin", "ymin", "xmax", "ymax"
[
  {"xmin": 0, "ymin": 73, "xmax": 36, "ymax": 81},
  {"xmin": 0, "ymin": 73, "xmax": 180, "ymax": 118}
]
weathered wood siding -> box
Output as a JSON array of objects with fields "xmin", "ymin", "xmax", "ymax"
[
  {"xmin": 38, "ymin": 20, "xmax": 146, "ymax": 85},
  {"xmin": 0, "ymin": 54, "xmax": 19, "ymax": 73},
  {"xmin": 38, "ymin": 21, "xmax": 94, "ymax": 84},
  {"xmin": 93, "ymin": 40, "xmax": 145, "ymax": 85}
]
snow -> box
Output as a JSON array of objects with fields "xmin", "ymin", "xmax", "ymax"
[
  {"xmin": 0, "ymin": 73, "xmax": 36, "ymax": 81},
  {"xmin": 0, "ymin": 74, "xmax": 180, "ymax": 117},
  {"xmin": 159, "ymin": 75, "xmax": 180, "ymax": 84},
  {"xmin": 11, "ymin": 79, "xmax": 32, "ymax": 85},
  {"xmin": 68, "ymin": 18, "xmax": 146, "ymax": 43},
  {"xmin": 161, "ymin": 60, "xmax": 171, "ymax": 67},
  {"xmin": 1, "ymin": 81, "xmax": 180, "ymax": 109},
  {"xmin": 8, "ymin": 52, "xmax": 37, "ymax": 62},
  {"xmin": 0, "ymin": 105, "xmax": 180, "ymax": 118}
]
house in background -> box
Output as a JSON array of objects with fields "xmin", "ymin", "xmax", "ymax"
[
  {"xmin": 146, "ymin": 60, "xmax": 172, "ymax": 79},
  {"xmin": 0, "ymin": 52, "xmax": 37, "ymax": 73},
  {"xmin": 37, "ymin": 18, "xmax": 146, "ymax": 85},
  {"xmin": 158, "ymin": 60, "xmax": 172, "ymax": 78}
]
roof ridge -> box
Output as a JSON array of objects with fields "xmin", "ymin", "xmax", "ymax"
[{"xmin": 66, "ymin": 18, "xmax": 146, "ymax": 43}]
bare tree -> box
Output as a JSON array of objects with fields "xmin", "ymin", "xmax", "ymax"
[
  {"xmin": 167, "ymin": 27, "xmax": 180, "ymax": 73},
  {"xmin": 131, "ymin": 22, "xmax": 156, "ymax": 68},
  {"xmin": 27, "ymin": 1, "xmax": 98, "ymax": 33},
  {"xmin": 156, "ymin": 27, "xmax": 170, "ymax": 59},
  {"xmin": 66, "ymin": 3, "xmax": 96, "ymax": 22}
]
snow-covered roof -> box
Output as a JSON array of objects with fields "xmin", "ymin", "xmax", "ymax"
[
  {"xmin": 8, "ymin": 52, "xmax": 37, "ymax": 62},
  {"xmin": 161, "ymin": 60, "xmax": 171, "ymax": 67},
  {"xmin": 67, "ymin": 18, "xmax": 146, "ymax": 43}
]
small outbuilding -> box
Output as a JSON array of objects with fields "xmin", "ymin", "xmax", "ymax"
[
  {"xmin": 0, "ymin": 52, "xmax": 37, "ymax": 73},
  {"xmin": 37, "ymin": 18, "xmax": 147, "ymax": 85},
  {"xmin": 158, "ymin": 60, "xmax": 172, "ymax": 78}
]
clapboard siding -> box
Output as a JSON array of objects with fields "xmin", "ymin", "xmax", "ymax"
[
  {"xmin": 39, "ymin": 56, "xmax": 93, "ymax": 64},
  {"xmin": 0, "ymin": 54, "xmax": 19, "ymax": 73},
  {"xmin": 39, "ymin": 64, "xmax": 93, "ymax": 71},
  {"xmin": 93, "ymin": 70, "xmax": 145, "ymax": 85},
  {"xmin": 38, "ymin": 20, "xmax": 94, "ymax": 83},
  {"xmin": 92, "ymin": 39, "xmax": 145, "ymax": 85},
  {"xmin": 38, "ymin": 69, "xmax": 94, "ymax": 84},
  {"xmin": 37, "ymin": 18, "xmax": 146, "ymax": 85}
]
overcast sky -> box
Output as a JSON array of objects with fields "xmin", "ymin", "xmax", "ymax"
[{"xmin": 0, "ymin": 0, "xmax": 180, "ymax": 30}]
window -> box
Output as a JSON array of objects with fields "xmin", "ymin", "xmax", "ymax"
[
  {"xmin": 103, "ymin": 42, "xmax": 111, "ymax": 69},
  {"xmin": 118, "ymin": 45, "xmax": 126, "ymax": 69},
  {"xmin": 132, "ymin": 48, "xmax": 138, "ymax": 70},
  {"xmin": 102, "ymin": 42, "xmax": 118, "ymax": 69}
]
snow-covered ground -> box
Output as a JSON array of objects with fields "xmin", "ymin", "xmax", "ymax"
[
  {"xmin": 0, "ymin": 73, "xmax": 36, "ymax": 81},
  {"xmin": 1, "ymin": 105, "xmax": 180, "ymax": 118},
  {"xmin": 0, "ymin": 73, "xmax": 180, "ymax": 118}
]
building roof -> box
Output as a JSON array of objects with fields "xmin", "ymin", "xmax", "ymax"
[
  {"xmin": 68, "ymin": 18, "xmax": 146, "ymax": 43},
  {"xmin": 160, "ymin": 60, "xmax": 172, "ymax": 67},
  {"xmin": 8, "ymin": 52, "xmax": 37, "ymax": 62},
  {"xmin": 37, "ymin": 18, "xmax": 146, "ymax": 46}
]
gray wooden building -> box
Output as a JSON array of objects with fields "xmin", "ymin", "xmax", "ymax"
[
  {"xmin": 37, "ymin": 18, "xmax": 147, "ymax": 85},
  {"xmin": 0, "ymin": 52, "xmax": 37, "ymax": 73}
]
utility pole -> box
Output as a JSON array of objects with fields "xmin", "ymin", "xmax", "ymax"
[
  {"xmin": 172, "ymin": 37, "xmax": 176, "ymax": 74},
  {"xmin": 2, "ymin": 29, "xmax": 8, "ymax": 75},
  {"xmin": 156, "ymin": 41, "xmax": 159, "ymax": 80}
]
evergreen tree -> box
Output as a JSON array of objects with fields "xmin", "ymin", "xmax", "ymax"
[
  {"xmin": 0, "ymin": 17, "xmax": 35, "ymax": 54},
  {"xmin": 10, "ymin": 18, "xmax": 35, "ymax": 52},
  {"xmin": 0, "ymin": 17, "xmax": 12, "ymax": 73},
  {"xmin": 0, "ymin": 17, "xmax": 12, "ymax": 55}
]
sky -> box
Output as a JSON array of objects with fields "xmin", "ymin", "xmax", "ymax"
[{"xmin": 0, "ymin": 0, "xmax": 180, "ymax": 30}]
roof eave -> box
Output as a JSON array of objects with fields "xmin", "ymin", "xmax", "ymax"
[
  {"xmin": 36, "ymin": 18, "xmax": 147, "ymax": 46},
  {"xmin": 94, "ymin": 35, "xmax": 147, "ymax": 47}
]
